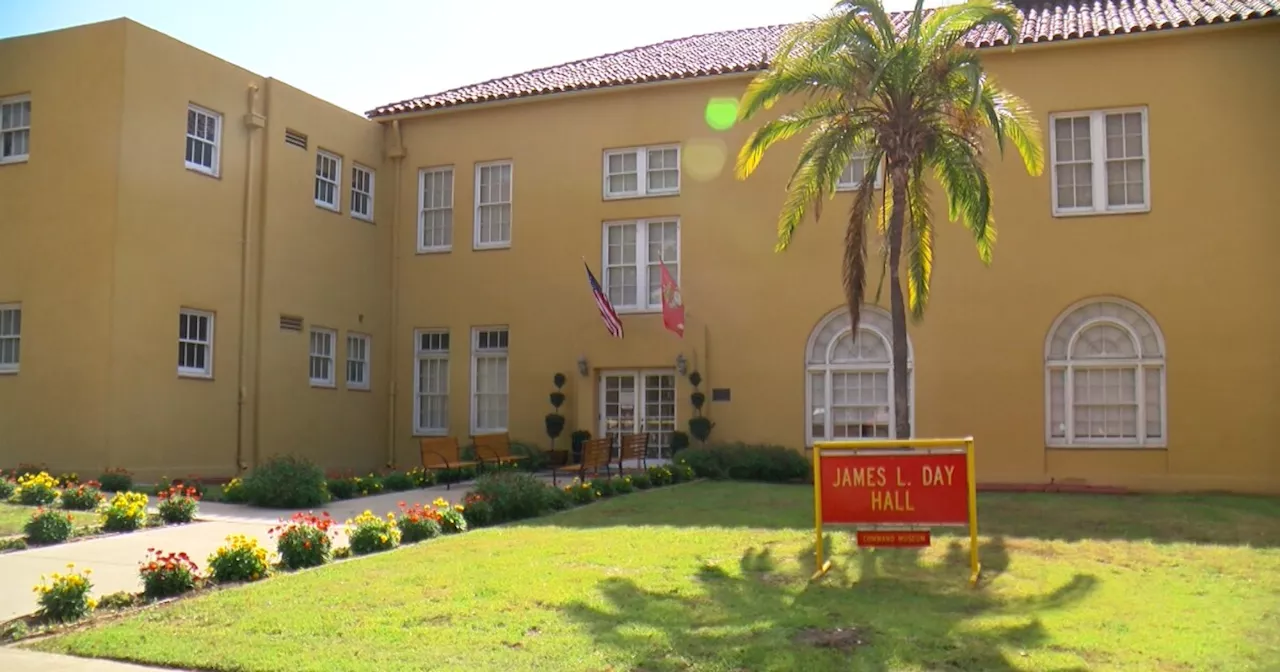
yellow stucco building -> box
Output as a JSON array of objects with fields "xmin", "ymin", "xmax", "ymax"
[{"xmin": 2, "ymin": 3, "xmax": 1278, "ymax": 493}]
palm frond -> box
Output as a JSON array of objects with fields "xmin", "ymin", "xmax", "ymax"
[
  {"xmin": 904, "ymin": 162, "xmax": 934, "ymax": 319},
  {"xmin": 843, "ymin": 172, "xmax": 880, "ymax": 334},
  {"xmin": 929, "ymin": 131, "xmax": 995, "ymax": 263},
  {"xmin": 736, "ymin": 98, "xmax": 850, "ymax": 179},
  {"xmin": 979, "ymin": 81, "xmax": 1044, "ymax": 175}
]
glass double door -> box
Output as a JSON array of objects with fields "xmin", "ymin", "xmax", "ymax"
[{"xmin": 599, "ymin": 370, "xmax": 677, "ymax": 459}]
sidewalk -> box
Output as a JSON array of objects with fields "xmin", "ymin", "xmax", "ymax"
[{"xmin": 0, "ymin": 647, "xmax": 193, "ymax": 671}]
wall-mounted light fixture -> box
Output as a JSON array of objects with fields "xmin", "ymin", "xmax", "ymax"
[
  {"xmin": 577, "ymin": 356, "xmax": 589, "ymax": 377},
  {"xmin": 675, "ymin": 353, "xmax": 687, "ymax": 376}
]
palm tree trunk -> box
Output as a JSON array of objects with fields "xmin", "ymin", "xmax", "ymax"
[{"xmin": 887, "ymin": 169, "xmax": 912, "ymax": 440}]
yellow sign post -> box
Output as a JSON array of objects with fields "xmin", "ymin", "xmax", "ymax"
[{"xmin": 811, "ymin": 437, "xmax": 981, "ymax": 587}]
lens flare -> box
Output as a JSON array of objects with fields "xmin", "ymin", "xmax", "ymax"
[
  {"xmin": 683, "ymin": 137, "xmax": 728, "ymax": 182},
  {"xmin": 704, "ymin": 97, "xmax": 739, "ymax": 131}
]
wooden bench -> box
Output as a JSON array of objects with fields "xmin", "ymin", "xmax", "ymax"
[
  {"xmin": 419, "ymin": 437, "xmax": 479, "ymax": 490},
  {"xmin": 618, "ymin": 432, "xmax": 649, "ymax": 472},
  {"xmin": 552, "ymin": 437, "xmax": 612, "ymax": 486},
  {"xmin": 472, "ymin": 432, "xmax": 529, "ymax": 471}
]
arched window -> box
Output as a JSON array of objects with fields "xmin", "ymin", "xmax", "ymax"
[
  {"xmin": 806, "ymin": 306, "xmax": 913, "ymax": 445},
  {"xmin": 1045, "ymin": 297, "xmax": 1166, "ymax": 447}
]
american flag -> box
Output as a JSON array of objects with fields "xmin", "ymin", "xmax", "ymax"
[{"xmin": 584, "ymin": 261, "xmax": 624, "ymax": 338}]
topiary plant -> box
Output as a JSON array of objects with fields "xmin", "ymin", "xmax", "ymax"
[
  {"xmin": 545, "ymin": 373, "xmax": 568, "ymax": 451},
  {"xmin": 570, "ymin": 429, "xmax": 592, "ymax": 463},
  {"xmin": 687, "ymin": 371, "xmax": 715, "ymax": 444}
]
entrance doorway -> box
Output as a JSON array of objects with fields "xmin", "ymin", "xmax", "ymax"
[{"xmin": 599, "ymin": 370, "xmax": 677, "ymax": 459}]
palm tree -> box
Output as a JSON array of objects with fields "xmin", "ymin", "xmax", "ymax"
[{"xmin": 736, "ymin": 0, "xmax": 1043, "ymax": 438}]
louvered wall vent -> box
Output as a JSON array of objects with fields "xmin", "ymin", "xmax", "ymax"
[
  {"xmin": 279, "ymin": 315, "xmax": 304, "ymax": 331},
  {"xmin": 284, "ymin": 129, "xmax": 308, "ymax": 149}
]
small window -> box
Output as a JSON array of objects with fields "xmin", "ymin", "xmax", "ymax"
[
  {"xmin": 1050, "ymin": 107, "xmax": 1150, "ymax": 216},
  {"xmin": 177, "ymin": 309, "xmax": 214, "ymax": 378},
  {"xmin": 315, "ymin": 150, "xmax": 341, "ymax": 211},
  {"xmin": 1, "ymin": 95, "xmax": 31, "ymax": 164},
  {"xmin": 836, "ymin": 152, "xmax": 883, "ymax": 191},
  {"xmin": 474, "ymin": 161, "xmax": 512, "ymax": 249},
  {"xmin": 471, "ymin": 327, "xmax": 509, "ymax": 433},
  {"xmin": 603, "ymin": 145, "xmax": 681, "ymax": 199},
  {"xmin": 351, "ymin": 164, "xmax": 374, "ymax": 222},
  {"xmin": 602, "ymin": 218, "xmax": 680, "ymax": 312},
  {"xmin": 0, "ymin": 303, "xmax": 21, "ymax": 373},
  {"xmin": 309, "ymin": 327, "xmax": 336, "ymax": 387},
  {"xmin": 419, "ymin": 166, "xmax": 454, "ymax": 252},
  {"xmin": 415, "ymin": 329, "xmax": 450, "ymax": 434},
  {"xmin": 346, "ymin": 333, "xmax": 370, "ymax": 389},
  {"xmin": 185, "ymin": 103, "xmax": 221, "ymax": 176}
]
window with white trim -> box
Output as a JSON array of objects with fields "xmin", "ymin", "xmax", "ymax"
[
  {"xmin": 177, "ymin": 309, "xmax": 213, "ymax": 378},
  {"xmin": 805, "ymin": 306, "xmax": 914, "ymax": 445},
  {"xmin": 185, "ymin": 103, "xmax": 221, "ymax": 176},
  {"xmin": 471, "ymin": 327, "xmax": 508, "ymax": 432},
  {"xmin": 1050, "ymin": 107, "xmax": 1149, "ymax": 216},
  {"xmin": 474, "ymin": 161, "xmax": 512, "ymax": 248},
  {"xmin": 1, "ymin": 95, "xmax": 31, "ymax": 164},
  {"xmin": 315, "ymin": 150, "xmax": 341, "ymax": 211},
  {"xmin": 346, "ymin": 333, "xmax": 370, "ymax": 389},
  {"xmin": 603, "ymin": 145, "xmax": 680, "ymax": 199},
  {"xmin": 0, "ymin": 303, "xmax": 21, "ymax": 373},
  {"xmin": 419, "ymin": 166, "xmax": 453, "ymax": 252},
  {"xmin": 309, "ymin": 327, "xmax": 336, "ymax": 387},
  {"xmin": 602, "ymin": 218, "xmax": 679, "ymax": 312},
  {"xmin": 350, "ymin": 164, "xmax": 374, "ymax": 221},
  {"xmin": 836, "ymin": 152, "xmax": 883, "ymax": 190},
  {"xmin": 1045, "ymin": 298, "xmax": 1166, "ymax": 447},
  {"xmin": 414, "ymin": 330, "xmax": 450, "ymax": 434}
]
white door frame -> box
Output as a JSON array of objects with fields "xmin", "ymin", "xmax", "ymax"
[{"xmin": 598, "ymin": 369, "xmax": 678, "ymax": 456}]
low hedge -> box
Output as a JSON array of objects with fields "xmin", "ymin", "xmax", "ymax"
[
  {"xmin": 677, "ymin": 443, "xmax": 810, "ymax": 483},
  {"xmin": 242, "ymin": 455, "xmax": 329, "ymax": 508}
]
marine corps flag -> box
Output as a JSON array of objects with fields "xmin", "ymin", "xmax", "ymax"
[{"xmin": 659, "ymin": 260, "xmax": 684, "ymax": 338}]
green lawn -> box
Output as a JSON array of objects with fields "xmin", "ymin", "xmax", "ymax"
[
  {"xmin": 29, "ymin": 483, "xmax": 1280, "ymax": 671},
  {"xmin": 0, "ymin": 503, "xmax": 98, "ymax": 537}
]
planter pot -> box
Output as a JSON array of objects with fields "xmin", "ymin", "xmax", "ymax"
[{"xmin": 545, "ymin": 449, "xmax": 569, "ymax": 467}]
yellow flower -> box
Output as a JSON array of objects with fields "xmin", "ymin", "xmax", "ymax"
[{"xmin": 379, "ymin": 534, "xmax": 388, "ymax": 543}]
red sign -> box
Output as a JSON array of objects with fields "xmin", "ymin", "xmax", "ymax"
[
  {"xmin": 820, "ymin": 452, "xmax": 969, "ymax": 526},
  {"xmin": 856, "ymin": 530, "xmax": 931, "ymax": 547}
]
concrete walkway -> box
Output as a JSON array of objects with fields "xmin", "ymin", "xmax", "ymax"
[{"xmin": 0, "ymin": 648, "xmax": 193, "ymax": 671}]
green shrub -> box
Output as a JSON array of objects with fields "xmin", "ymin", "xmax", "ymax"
[
  {"xmin": 381, "ymin": 471, "xmax": 415, "ymax": 491},
  {"xmin": 672, "ymin": 463, "xmax": 696, "ymax": 483},
  {"xmin": 564, "ymin": 478, "xmax": 598, "ymax": 504},
  {"xmin": 139, "ymin": 549, "xmax": 200, "ymax": 599},
  {"xmin": 96, "ymin": 591, "xmax": 139, "ymax": 611},
  {"xmin": 631, "ymin": 472, "xmax": 652, "ymax": 489},
  {"xmin": 33, "ymin": 565, "xmax": 95, "ymax": 623},
  {"xmin": 0, "ymin": 478, "xmax": 14, "ymax": 500},
  {"xmin": 59, "ymin": 482, "xmax": 105, "ymax": 511},
  {"xmin": 647, "ymin": 466, "xmax": 674, "ymax": 486},
  {"xmin": 406, "ymin": 467, "xmax": 438, "ymax": 488},
  {"xmin": 100, "ymin": 491, "xmax": 149, "ymax": 532},
  {"xmin": 25, "ymin": 508, "xmax": 75, "ymax": 544},
  {"xmin": 614, "ymin": 475, "xmax": 635, "ymax": 494},
  {"xmin": 670, "ymin": 431, "xmax": 691, "ymax": 455},
  {"xmin": 0, "ymin": 537, "xmax": 28, "ymax": 552},
  {"xmin": 590, "ymin": 477, "xmax": 617, "ymax": 497},
  {"xmin": 156, "ymin": 485, "xmax": 200, "ymax": 524},
  {"xmin": 510, "ymin": 440, "xmax": 550, "ymax": 472},
  {"xmin": 57, "ymin": 472, "xmax": 80, "ymax": 487},
  {"xmin": 679, "ymin": 443, "xmax": 810, "ymax": 483},
  {"xmin": 16, "ymin": 472, "xmax": 60, "ymax": 506},
  {"xmin": 470, "ymin": 472, "xmax": 559, "ymax": 523},
  {"xmin": 243, "ymin": 455, "xmax": 328, "ymax": 508},
  {"xmin": 207, "ymin": 534, "xmax": 271, "ymax": 583},
  {"xmin": 98, "ymin": 468, "xmax": 133, "ymax": 493},
  {"xmin": 397, "ymin": 503, "xmax": 444, "ymax": 541},
  {"xmin": 345, "ymin": 510, "xmax": 400, "ymax": 555},
  {"xmin": 221, "ymin": 477, "xmax": 248, "ymax": 503},
  {"xmin": 270, "ymin": 512, "xmax": 334, "ymax": 569},
  {"xmin": 326, "ymin": 478, "xmax": 355, "ymax": 500},
  {"xmin": 351, "ymin": 474, "xmax": 384, "ymax": 496},
  {"xmin": 459, "ymin": 497, "xmax": 494, "ymax": 528},
  {"xmin": 15, "ymin": 463, "xmax": 47, "ymax": 479}
]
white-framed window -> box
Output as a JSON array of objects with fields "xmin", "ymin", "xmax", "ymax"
[
  {"xmin": 418, "ymin": 166, "xmax": 453, "ymax": 252},
  {"xmin": 602, "ymin": 218, "xmax": 679, "ymax": 312},
  {"xmin": 1, "ymin": 95, "xmax": 31, "ymax": 164},
  {"xmin": 603, "ymin": 145, "xmax": 680, "ymax": 199},
  {"xmin": 315, "ymin": 150, "xmax": 341, "ymax": 211},
  {"xmin": 414, "ymin": 330, "xmax": 450, "ymax": 435},
  {"xmin": 836, "ymin": 152, "xmax": 883, "ymax": 191},
  {"xmin": 470, "ymin": 327, "xmax": 508, "ymax": 433},
  {"xmin": 474, "ymin": 161, "xmax": 512, "ymax": 249},
  {"xmin": 177, "ymin": 309, "xmax": 214, "ymax": 378},
  {"xmin": 599, "ymin": 370, "xmax": 679, "ymax": 458},
  {"xmin": 309, "ymin": 327, "xmax": 336, "ymax": 387},
  {"xmin": 346, "ymin": 333, "xmax": 370, "ymax": 389},
  {"xmin": 1045, "ymin": 297, "xmax": 1166, "ymax": 448},
  {"xmin": 805, "ymin": 305, "xmax": 914, "ymax": 445},
  {"xmin": 1050, "ymin": 107, "xmax": 1150, "ymax": 216},
  {"xmin": 185, "ymin": 103, "xmax": 221, "ymax": 176},
  {"xmin": 350, "ymin": 164, "xmax": 374, "ymax": 222},
  {"xmin": 0, "ymin": 303, "xmax": 21, "ymax": 373}
]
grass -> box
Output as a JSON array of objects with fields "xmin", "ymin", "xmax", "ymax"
[
  {"xmin": 28, "ymin": 483, "xmax": 1280, "ymax": 671},
  {"xmin": 0, "ymin": 503, "xmax": 98, "ymax": 537}
]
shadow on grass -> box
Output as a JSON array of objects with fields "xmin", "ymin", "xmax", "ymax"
[
  {"xmin": 560, "ymin": 538, "xmax": 1097, "ymax": 671},
  {"xmin": 517, "ymin": 481, "xmax": 1280, "ymax": 547}
]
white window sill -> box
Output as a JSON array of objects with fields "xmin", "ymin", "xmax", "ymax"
[
  {"xmin": 178, "ymin": 371, "xmax": 213, "ymax": 380},
  {"xmin": 835, "ymin": 183, "xmax": 882, "ymax": 192},
  {"xmin": 0, "ymin": 368, "xmax": 18, "ymax": 375},
  {"xmin": 1051, "ymin": 205, "xmax": 1151, "ymax": 218},
  {"xmin": 315, "ymin": 202, "xmax": 340, "ymax": 213},
  {"xmin": 185, "ymin": 163, "xmax": 219, "ymax": 178},
  {"xmin": 413, "ymin": 429, "xmax": 449, "ymax": 437},
  {"xmin": 310, "ymin": 381, "xmax": 336, "ymax": 389},
  {"xmin": 473, "ymin": 243, "xmax": 511, "ymax": 251},
  {"xmin": 614, "ymin": 307, "xmax": 661, "ymax": 315},
  {"xmin": 1046, "ymin": 442, "xmax": 1167, "ymax": 450},
  {"xmin": 351, "ymin": 213, "xmax": 374, "ymax": 224},
  {"xmin": 603, "ymin": 190, "xmax": 680, "ymax": 200},
  {"xmin": 0, "ymin": 156, "xmax": 29, "ymax": 166},
  {"xmin": 347, "ymin": 384, "xmax": 371, "ymax": 392},
  {"xmin": 472, "ymin": 427, "xmax": 508, "ymax": 435},
  {"xmin": 417, "ymin": 246, "xmax": 452, "ymax": 255}
]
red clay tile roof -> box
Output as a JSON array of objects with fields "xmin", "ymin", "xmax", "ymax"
[{"xmin": 368, "ymin": 0, "xmax": 1279, "ymax": 117}]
